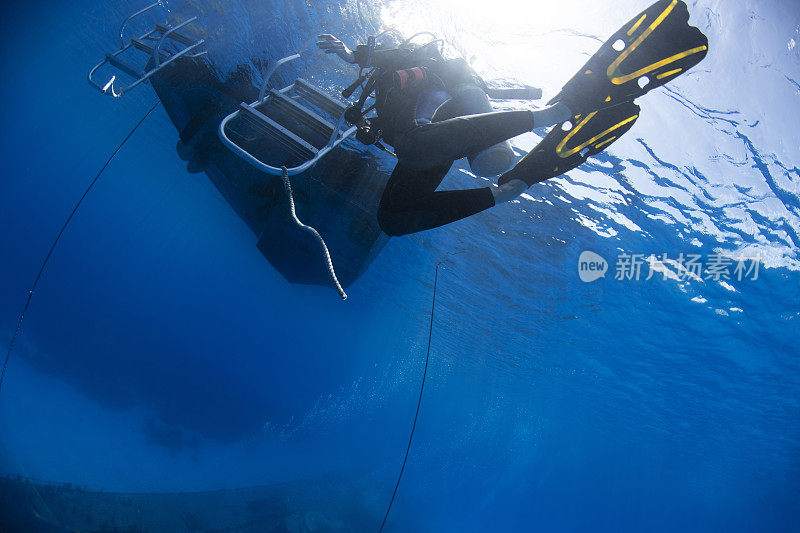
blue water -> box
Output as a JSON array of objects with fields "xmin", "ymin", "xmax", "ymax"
[{"xmin": 1, "ymin": 0, "xmax": 799, "ymax": 531}]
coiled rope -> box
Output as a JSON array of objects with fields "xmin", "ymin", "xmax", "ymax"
[
  {"xmin": 280, "ymin": 167, "xmax": 347, "ymax": 300},
  {"xmin": 379, "ymin": 258, "xmax": 447, "ymax": 532},
  {"xmin": 0, "ymin": 101, "xmax": 161, "ymax": 395}
]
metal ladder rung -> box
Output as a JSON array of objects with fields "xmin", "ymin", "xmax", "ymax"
[
  {"xmin": 131, "ymin": 38, "xmax": 172, "ymax": 60},
  {"xmin": 294, "ymin": 78, "xmax": 347, "ymax": 117},
  {"xmin": 105, "ymin": 53, "xmax": 144, "ymax": 80},
  {"xmin": 154, "ymin": 24, "xmax": 197, "ymax": 47},
  {"xmin": 269, "ymin": 90, "xmax": 335, "ymax": 139},
  {"xmin": 89, "ymin": 5, "xmax": 208, "ymax": 97},
  {"xmin": 239, "ymin": 103, "xmax": 318, "ymax": 159}
]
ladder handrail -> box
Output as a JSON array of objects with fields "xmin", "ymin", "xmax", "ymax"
[
  {"xmin": 220, "ymin": 50, "xmax": 358, "ymax": 176},
  {"xmin": 326, "ymin": 110, "xmax": 350, "ymax": 148},
  {"xmin": 89, "ymin": 7, "xmax": 206, "ymax": 99},
  {"xmin": 119, "ymin": 1, "xmax": 162, "ymax": 48},
  {"xmin": 154, "ymin": 17, "xmax": 201, "ymax": 68},
  {"xmin": 89, "ymin": 36, "xmax": 205, "ymax": 97},
  {"xmin": 259, "ymin": 53, "xmax": 301, "ymax": 101}
]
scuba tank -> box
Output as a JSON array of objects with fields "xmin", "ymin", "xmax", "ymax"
[
  {"xmin": 448, "ymin": 82, "xmax": 517, "ymax": 177},
  {"xmin": 343, "ymin": 35, "xmax": 522, "ymax": 176}
]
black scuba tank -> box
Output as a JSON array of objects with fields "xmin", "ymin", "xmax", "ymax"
[{"xmin": 452, "ymin": 82, "xmax": 516, "ymax": 177}]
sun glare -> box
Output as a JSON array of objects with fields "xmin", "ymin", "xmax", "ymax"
[
  {"xmin": 381, "ymin": 0, "xmax": 589, "ymax": 40},
  {"xmin": 375, "ymin": 0, "xmax": 614, "ymax": 158},
  {"xmin": 380, "ymin": 0, "xmax": 610, "ymax": 94}
]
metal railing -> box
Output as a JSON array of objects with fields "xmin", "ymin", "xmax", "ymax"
[
  {"xmin": 88, "ymin": 3, "xmax": 206, "ymax": 97},
  {"xmin": 218, "ymin": 53, "xmax": 356, "ymax": 176}
]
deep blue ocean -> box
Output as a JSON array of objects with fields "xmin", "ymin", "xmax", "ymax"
[{"xmin": 1, "ymin": 0, "xmax": 799, "ymax": 531}]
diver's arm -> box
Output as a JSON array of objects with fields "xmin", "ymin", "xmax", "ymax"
[
  {"xmin": 316, "ymin": 34, "xmax": 356, "ymax": 63},
  {"xmin": 352, "ymin": 46, "xmax": 410, "ymax": 69},
  {"xmin": 316, "ymin": 34, "xmax": 402, "ymax": 67}
]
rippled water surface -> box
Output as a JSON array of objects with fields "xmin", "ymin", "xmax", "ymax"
[{"xmin": 1, "ymin": 0, "xmax": 798, "ymax": 531}]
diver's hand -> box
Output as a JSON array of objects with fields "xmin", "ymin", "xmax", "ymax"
[{"xmin": 316, "ymin": 34, "xmax": 355, "ymax": 63}]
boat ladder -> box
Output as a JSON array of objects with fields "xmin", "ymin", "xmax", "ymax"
[
  {"xmin": 88, "ymin": 2, "xmax": 206, "ymax": 97},
  {"xmin": 218, "ymin": 54, "xmax": 357, "ymax": 176}
]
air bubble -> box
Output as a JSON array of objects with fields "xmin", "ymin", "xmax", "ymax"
[{"xmin": 612, "ymin": 39, "xmax": 626, "ymax": 52}]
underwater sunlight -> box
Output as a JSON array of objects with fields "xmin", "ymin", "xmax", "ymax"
[{"xmin": 0, "ymin": 0, "xmax": 798, "ymax": 531}]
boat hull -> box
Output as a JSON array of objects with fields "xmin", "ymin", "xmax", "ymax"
[{"xmin": 149, "ymin": 58, "xmax": 391, "ymax": 288}]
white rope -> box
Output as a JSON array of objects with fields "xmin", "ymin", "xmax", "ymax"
[{"xmin": 281, "ymin": 167, "xmax": 347, "ymax": 300}]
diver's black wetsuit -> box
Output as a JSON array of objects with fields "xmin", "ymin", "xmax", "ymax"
[
  {"xmin": 362, "ymin": 47, "xmax": 538, "ymax": 236},
  {"xmin": 378, "ymin": 104, "xmax": 535, "ymax": 236}
]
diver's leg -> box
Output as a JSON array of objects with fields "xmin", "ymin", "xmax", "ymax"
[
  {"xmin": 492, "ymin": 179, "xmax": 528, "ymax": 203},
  {"xmin": 396, "ymin": 105, "xmax": 570, "ymax": 168},
  {"xmin": 489, "ymin": 146, "xmax": 555, "ymax": 205},
  {"xmin": 377, "ymin": 162, "xmax": 496, "ymax": 236},
  {"xmin": 377, "ymin": 99, "xmax": 575, "ymax": 234},
  {"xmin": 437, "ymin": 91, "xmax": 570, "ymax": 130}
]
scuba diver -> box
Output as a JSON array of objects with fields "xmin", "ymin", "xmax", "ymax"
[{"xmin": 317, "ymin": 0, "xmax": 709, "ymax": 237}]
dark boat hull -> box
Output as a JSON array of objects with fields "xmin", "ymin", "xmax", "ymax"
[{"xmin": 149, "ymin": 58, "xmax": 391, "ymax": 288}]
